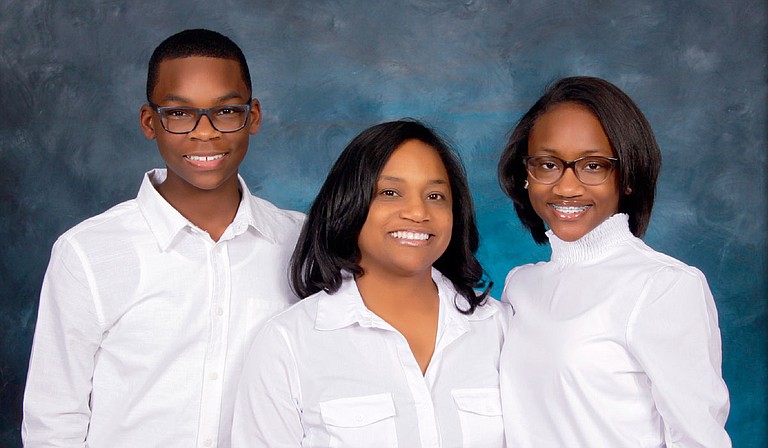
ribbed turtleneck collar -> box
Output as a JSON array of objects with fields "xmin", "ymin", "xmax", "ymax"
[{"xmin": 547, "ymin": 213, "xmax": 634, "ymax": 264}]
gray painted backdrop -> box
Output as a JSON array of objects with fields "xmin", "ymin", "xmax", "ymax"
[{"xmin": 1, "ymin": 1, "xmax": 765, "ymax": 446}]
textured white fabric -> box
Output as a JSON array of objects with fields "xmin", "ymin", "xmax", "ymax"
[
  {"xmin": 23, "ymin": 169, "xmax": 303, "ymax": 448},
  {"xmin": 232, "ymin": 269, "xmax": 512, "ymax": 448},
  {"xmin": 500, "ymin": 213, "xmax": 731, "ymax": 448}
]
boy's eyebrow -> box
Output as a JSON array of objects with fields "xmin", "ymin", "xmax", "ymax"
[
  {"xmin": 379, "ymin": 175, "xmax": 449, "ymax": 185},
  {"xmin": 158, "ymin": 92, "xmax": 248, "ymax": 104}
]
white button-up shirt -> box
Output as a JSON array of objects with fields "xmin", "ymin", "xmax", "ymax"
[
  {"xmin": 232, "ymin": 269, "xmax": 511, "ymax": 448},
  {"xmin": 22, "ymin": 169, "xmax": 304, "ymax": 448}
]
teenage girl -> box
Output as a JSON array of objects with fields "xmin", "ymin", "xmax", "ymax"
[
  {"xmin": 497, "ymin": 76, "xmax": 730, "ymax": 447},
  {"xmin": 233, "ymin": 120, "xmax": 511, "ymax": 447}
]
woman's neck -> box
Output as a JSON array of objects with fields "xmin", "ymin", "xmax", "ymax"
[{"xmin": 355, "ymin": 269, "xmax": 439, "ymax": 375}]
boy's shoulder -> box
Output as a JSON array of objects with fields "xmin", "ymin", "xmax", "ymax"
[
  {"xmin": 247, "ymin": 193, "xmax": 305, "ymax": 225},
  {"xmin": 58, "ymin": 198, "xmax": 143, "ymax": 244},
  {"xmin": 242, "ymin": 192, "xmax": 306, "ymax": 242}
]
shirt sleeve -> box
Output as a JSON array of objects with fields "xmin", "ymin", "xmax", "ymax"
[
  {"xmin": 626, "ymin": 266, "xmax": 731, "ymax": 448},
  {"xmin": 22, "ymin": 237, "xmax": 104, "ymax": 447},
  {"xmin": 232, "ymin": 320, "xmax": 304, "ymax": 447},
  {"xmin": 500, "ymin": 266, "xmax": 526, "ymax": 312}
]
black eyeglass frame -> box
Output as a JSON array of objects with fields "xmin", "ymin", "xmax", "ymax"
[
  {"xmin": 148, "ymin": 102, "xmax": 252, "ymax": 134},
  {"xmin": 523, "ymin": 155, "xmax": 619, "ymax": 186}
]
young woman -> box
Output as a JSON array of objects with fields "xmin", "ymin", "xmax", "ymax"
[
  {"xmin": 233, "ymin": 120, "xmax": 511, "ymax": 447},
  {"xmin": 497, "ymin": 76, "xmax": 731, "ymax": 447}
]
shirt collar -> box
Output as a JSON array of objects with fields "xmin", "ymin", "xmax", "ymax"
[
  {"xmin": 314, "ymin": 268, "xmax": 497, "ymax": 331},
  {"xmin": 547, "ymin": 213, "xmax": 634, "ymax": 264},
  {"xmin": 314, "ymin": 271, "xmax": 374, "ymax": 331},
  {"xmin": 136, "ymin": 169, "xmax": 279, "ymax": 250}
]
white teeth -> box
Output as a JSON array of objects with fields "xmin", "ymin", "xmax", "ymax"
[
  {"xmin": 187, "ymin": 154, "xmax": 225, "ymax": 162},
  {"xmin": 552, "ymin": 204, "xmax": 590, "ymax": 214},
  {"xmin": 390, "ymin": 231, "xmax": 430, "ymax": 241}
]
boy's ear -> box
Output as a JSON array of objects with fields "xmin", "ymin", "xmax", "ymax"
[
  {"xmin": 139, "ymin": 104, "xmax": 157, "ymax": 140},
  {"xmin": 248, "ymin": 98, "xmax": 262, "ymax": 135}
]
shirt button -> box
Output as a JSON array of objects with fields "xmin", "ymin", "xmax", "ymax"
[
  {"xmin": 216, "ymin": 307, "xmax": 224, "ymax": 316},
  {"xmin": 204, "ymin": 439, "xmax": 213, "ymax": 447},
  {"xmin": 209, "ymin": 372, "xmax": 219, "ymax": 381},
  {"xmin": 355, "ymin": 415, "xmax": 364, "ymax": 423}
]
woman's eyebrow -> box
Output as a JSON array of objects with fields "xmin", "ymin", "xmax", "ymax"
[{"xmin": 378, "ymin": 175, "xmax": 449, "ymax": 185}]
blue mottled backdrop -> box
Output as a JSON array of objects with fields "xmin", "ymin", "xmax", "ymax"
[{"xmin": 0, "ymin": 1, "xmax": 765, "ymax": 446}]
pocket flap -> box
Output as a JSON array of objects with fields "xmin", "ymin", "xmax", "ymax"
[
  {"xmin": 451, "ymin": 388, "xmax": 502, "ymax": 417},
  {"xmin": 320, "ymin": 393, "xmax": 397, "ymax": 428}
]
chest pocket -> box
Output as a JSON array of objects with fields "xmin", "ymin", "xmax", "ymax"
[
  {"xmin": 319, "ymin": 393, "xmax": 398, "ymax": 448},
  {"xmin": 452, "ymin": 388, "xmax": 505, "ymax": 447}
]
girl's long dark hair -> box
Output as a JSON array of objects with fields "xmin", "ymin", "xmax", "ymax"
[{"xmin": 498, "ymin": 76, "xmax": 662, "ymax": 243}]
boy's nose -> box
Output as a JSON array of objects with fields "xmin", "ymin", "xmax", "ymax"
[{"xmin": 190, "ymin": 115, "xmax": 221, "ymax": 140}]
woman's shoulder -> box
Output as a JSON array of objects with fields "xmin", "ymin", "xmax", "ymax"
[
  {"xmin": 263, "ymin": 289, "xmax": 328, "ymax": 331},
  {"xmin": 477, "ymin": 297, "xmax": 515, "ymax": 324}
]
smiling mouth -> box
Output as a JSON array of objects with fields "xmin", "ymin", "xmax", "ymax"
[
  {"xmin": 389, "ymin": 231, "xmax": 431, "ymax": 241},
  {"xmin": 551, "ymin": 204, "xmax": 591, "ymax": 214},
  {"xmin": 185, "ymin": 153, "xmax": 225, "ymax": 162}
]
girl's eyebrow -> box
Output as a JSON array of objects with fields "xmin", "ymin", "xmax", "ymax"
[
  {"xmin": 378, "ymin": 175, "xmax": 449, "ymax": 185},
  {"xmin": 532, "ymin": 148, "xmax": 607, "ymax": 155}
]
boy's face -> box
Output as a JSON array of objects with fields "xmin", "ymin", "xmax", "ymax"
[{"xmin": 140, "ymin": 56, "xmax": 260, "ymax": 194}]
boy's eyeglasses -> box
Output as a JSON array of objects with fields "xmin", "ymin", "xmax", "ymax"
[
  {"xmin": 523, "ymin": 155, "xmax": 618, "ymax": 185},
  {"xmin": 148, "ymin": 102, "xmax": 251, "ymax": 134}
]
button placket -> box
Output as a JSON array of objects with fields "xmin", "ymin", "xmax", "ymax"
[
  {"xmin": 197, "ymin": 242, "xmax": 232, "ymax": 448},
  {"xmin": 393, "ymin": 333, "xmax": 440, "ymax": 448}
]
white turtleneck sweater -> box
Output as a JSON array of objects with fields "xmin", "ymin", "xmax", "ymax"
[{"xmin": 500, "ymin": 214, "xmax": 731, "ymax": 447}]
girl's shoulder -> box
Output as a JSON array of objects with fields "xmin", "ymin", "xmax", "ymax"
[
  {"xmin": 625, "ymin": 238, "xmax": 708, "ymax": 280},
  {"xmin": 502, "ymin": 260, "xmax": 552, "ymax": 288}
]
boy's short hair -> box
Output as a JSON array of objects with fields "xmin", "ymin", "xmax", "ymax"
[
  {"xmin": 291, "ymin": 119, "xmax": 491, "ymax": 314},
  {"xmin": 498, "ymin": 76, "xmax": 662, "ymax": 244},
  {"xmin": 146, "ymin": 29, "xmax": 252, "ymax": 101}
]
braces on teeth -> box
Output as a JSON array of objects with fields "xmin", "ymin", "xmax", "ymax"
[{"xmin": 553, "ymin": 205, "xmax": 589, "ymax": 214}]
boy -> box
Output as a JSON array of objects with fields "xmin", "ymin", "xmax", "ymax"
[{"xmin": 22, "ymin": 29, "xmax": 303, "ymax": 448}]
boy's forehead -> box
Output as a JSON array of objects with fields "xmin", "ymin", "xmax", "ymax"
[{"xmin": 152, "ymin": 56, "xmax": 249, "ymax": 102}]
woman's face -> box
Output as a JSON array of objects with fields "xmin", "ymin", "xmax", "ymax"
[
  {"xmin": 526, "ymin": 102, "xmax": 620, "ymax": 242},
  {"xmin": 357, "ymin": 139, "xmax": 453, "ymax": 279}
]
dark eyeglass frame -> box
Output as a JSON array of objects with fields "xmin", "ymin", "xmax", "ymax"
[
  {"xmin": 148, "ymin": 102, "xmax": 252, "ymax": 134},
  {"xmin": 523, "ymin": 155, "xmax": 619, "ymax": 186}
]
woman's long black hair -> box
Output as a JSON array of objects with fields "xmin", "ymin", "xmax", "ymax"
[{"xmin": 290, "ymin": 119, "xmax": 491, "ymax": 314}]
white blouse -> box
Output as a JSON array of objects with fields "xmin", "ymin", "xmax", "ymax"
[
  {"xmin": 232, "ymin": 269, "xmax": 512, "ymax": 448},
  {"xmin": 500, "ymin": 214, "xmax": 731, "ymax": 447}
]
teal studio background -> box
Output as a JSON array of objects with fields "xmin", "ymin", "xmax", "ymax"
[{"xmin": 0, "ymin": 1, "xmax": 765, "ymax": 446}]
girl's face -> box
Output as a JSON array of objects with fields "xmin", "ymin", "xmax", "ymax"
[
  {"xmin": 357, "ymin": 139, "xmax": 453, "ymax": 279},
  {"xmin": 526, "ymin": 102, "xmax": 620, "ymax": 242}
]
